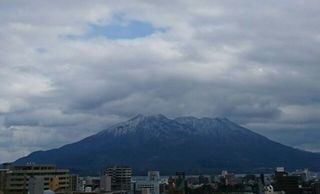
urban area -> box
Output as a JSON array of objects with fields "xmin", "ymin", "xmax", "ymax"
[{"xmin": 1, "ymin": 163, "xmax": 320, "ymax": 194}]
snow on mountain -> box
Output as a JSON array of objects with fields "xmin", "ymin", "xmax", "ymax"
[{"xmin": 15, "ymin": 114, "xmax": 320, "ymax": 175}]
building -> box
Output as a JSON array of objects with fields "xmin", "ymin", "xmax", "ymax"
[
  {"xmin": 140, "ymin": 188, "xmax": 150, "ymax": 194},
  {"xmin": 312, "ymin": 182, "xmax": 320, "ymax": 194},
  {"xmin": 79, "ymin": 176, "xmax": 100, "ymax": 192},
  {"xmin": 147, "ymin": 172, "xmax": 160, "ymax": 182},
  {"xmin": 134, "ymin": 171, "xmax": 161, "ymax": 194},
  {"xmin": 0, "ymin": 164, "xmax": 70, "ymax": 194},
  {"xmin": 274, "ymin": 167, "xmax": 300, "ymax": 194},
  {"xmin": 100, "ymin": 175, "xmax": 112, "ymax": 192},
  {"xmin": 198, "ymin": 175, "xmax": 209, "ymax": 185},
  {"xmin": 292, "ymin": 169, "xmax": 311, "ymax": 182},
  {"xmin": 0, "ymin": 169, "xmax": 9, "ymax": 194},
  {"xmin": 167, "ymin": 172, "xmax": 186, "ymax": 194},
  {"xmin": 220, "ymin": 171, "xmax": 236, "ymax": 186},
  {"xmin": 28, "ymin": 176, "xmax": 44, "ymax": 194},
  {"xmin": 104, "ymin": 166, "xmax": 132, "ymax": 193},
  {"xmin": 68, "ymin": 175, "xmax": 79, "ymax": 192}
]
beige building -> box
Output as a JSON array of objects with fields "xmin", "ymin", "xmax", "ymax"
[{"xmin": 0, "ymin": 164, "xmax": 70, "ymax": 194}]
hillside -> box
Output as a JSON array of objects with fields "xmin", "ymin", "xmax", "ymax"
[{"xmin": 15, "ymin": 114, "xmax": 320, "ymax": 175}]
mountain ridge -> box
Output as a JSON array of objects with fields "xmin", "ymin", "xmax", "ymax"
[{"xmin": 14, "ymin": 114, "xmax": 320, "ymax": 175}]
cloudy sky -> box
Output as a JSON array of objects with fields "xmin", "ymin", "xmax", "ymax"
[{"xmin": 1, "ymin": 0, "xmax": 320, "ymax": 163}]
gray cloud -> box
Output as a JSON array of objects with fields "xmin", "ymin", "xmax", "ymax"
[{"xmin": 0, "ymin": 0, "xmax": 320, "ymax": 162}]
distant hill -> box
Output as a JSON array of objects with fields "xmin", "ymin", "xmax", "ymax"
[{"xmin": 15, "ymin": 114, "xmax": 320, "ymax": 175}]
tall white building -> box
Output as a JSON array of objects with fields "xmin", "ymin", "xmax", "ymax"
[{"xmin": 134, "ymin": 171, "xmax": 160, "ymax": 194}]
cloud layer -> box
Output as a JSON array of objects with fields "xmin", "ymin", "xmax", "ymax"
[{"xmin": 1, "ymin": 0, "xmax": 320, "ymax": 162}]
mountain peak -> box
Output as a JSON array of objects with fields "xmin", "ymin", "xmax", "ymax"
[
  {"xmin": 175, "ymin": 116, "xmax": 252, "ymax": 136},
  {"xmin": 99, "ymin": 114, "xmax": 251, "ymax": 138},
  {"xmin": 15, "ymin": 114, "xmax": 320, "ymax": 174},
  {"xmin": 99, "ymin": 114, "xmax": 177, "ymax": 137},
  {"xmin": 129, "ymin": 114, "xmax": 167, "ymax": 121}
]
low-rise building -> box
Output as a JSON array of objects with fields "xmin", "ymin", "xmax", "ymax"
[{"xmin": 0, "ymin": 163, "xmax": 70, "ymax": 194}]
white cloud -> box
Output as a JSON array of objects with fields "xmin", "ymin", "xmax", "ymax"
[{"xmin": 1, "ymin": 0, "xmax": 320, "ymax": 162}]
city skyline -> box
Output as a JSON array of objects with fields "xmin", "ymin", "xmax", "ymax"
[{"xmin": 0, "ymin": 163, "xmax": 318, "ymax": 194}]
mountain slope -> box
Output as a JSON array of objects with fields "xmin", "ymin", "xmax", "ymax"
[{"xmin": 15, "ymin": 114, "xmax": 320, "ymax": 175}]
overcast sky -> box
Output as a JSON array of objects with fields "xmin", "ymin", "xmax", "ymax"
[{"xmin": 1, "ymin": 0, "xmax": 320, "ymax": 163}]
